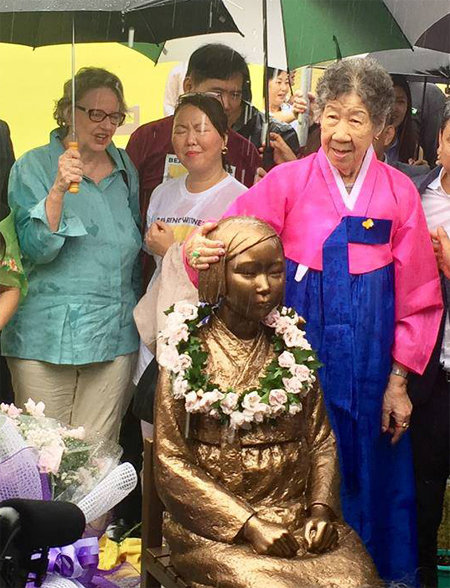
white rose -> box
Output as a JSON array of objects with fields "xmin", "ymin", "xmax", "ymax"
[
  {"xmin": 178, "ymin": 354, "xmax": 192, "ymax": 370},
  {"xmin": 229, "ymin": 410, "xmax": 247, "ymax": 429},
  {"xmin": 167, "ymin": 323, "xmax": 189, "ymax": 346},
  {"xmin": 278, "ymin": 351, "xmax": 296, "ymax": 369},
  {"xmin": 263, "ymin": 308, "xmax": 280, "ymax": 327},
  {"xmin": 173, "ymin": 301, "xmax": 198, "ymax": 321},
  {"xmin": 198, "ymin": 389, "xmax": 224, "ymax": 411},
  {"xmin": 289, "ymin": 403, "xmax": 302, "ymax": 415},
  {"xmin": 241, "ymin": 391, "xmax": 263, "ymax": 413},
  {"xmin": 270, "ymin": 403, "xmax": 286, "ymax": 417},
  {"xmin": 24, "ymin": 398, "xmax": 46, "ymax": 417},
  {"xmin": 159, "ymin": 344, "xmax": 181, "ymax": 371},
  {"xmin": 282, "ymin": 376, "xmax": 302, "ymax": 394},
  {"xmin": 220, "ymin": 392, "xmax": 239, "ymax": 415},
  {"xmin": 290, "ymin": 364, "xmax": 311, "ymax": 382},
  {"xmin": 185, "ymin": 391, "xmax": 200, "ymax": 413},
  {"xmin": 269, "ymin": 389, "xmax": 288, "ymax": 406},
  {"xmin": 172, "ymin": 375, "xmax": 189, "ymax": 399},
  {"xmin": 165, "ymin": 311, "xmax": 185, "ymax": 330}
]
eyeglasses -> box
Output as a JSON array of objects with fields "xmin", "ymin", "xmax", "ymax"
[
  {"xmin": 75, "ymin": 105, "xmax": 126, "ymax": 126},
  {"xmin": 176, "ymin": 92, "xmax": 224, "ymax": 107}
]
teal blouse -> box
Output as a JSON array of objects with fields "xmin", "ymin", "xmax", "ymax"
[{"xmin": 1, "ymin": 130, "xmax": 142, "ymax": 365}]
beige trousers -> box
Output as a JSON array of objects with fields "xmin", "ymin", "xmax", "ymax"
[{"xmin": 7, "ymin": 353, "xmax": 137, "ymax": 442}]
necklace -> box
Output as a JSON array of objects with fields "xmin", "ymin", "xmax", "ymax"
[{"xmin": 158, "ymin": 302, "xmax": 320, "ymax": 431}]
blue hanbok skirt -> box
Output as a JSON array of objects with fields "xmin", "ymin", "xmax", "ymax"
[{"xmin": 285, "ymin": 216, "xmax": 417, "ymax": 584}]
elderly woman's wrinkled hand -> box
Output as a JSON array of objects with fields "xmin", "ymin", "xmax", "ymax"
[
  {"xmin": 185, "ymin": 222, "xmax": 225, "ymax": 270},
  {"xmin": 53, "ymin": 147, "xmax": 83, "ymax": 196},
  {"xmin": 381, "ymin": 374, "xmax": 411, "ymax": 444},
  {"xmin": 145, "ymin": 221, "xmax": 175, "ymax": 257}
]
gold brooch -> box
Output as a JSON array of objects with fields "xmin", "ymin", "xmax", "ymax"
[{"xmin": 362, "ymin": 218, "xmax": 374, "ymax": 230}]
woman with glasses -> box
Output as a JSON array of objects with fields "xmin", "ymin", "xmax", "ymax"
[
  {"xmin": 2, "ymin": 67, "xmax": 142, "ymax": 442},
  {"xmin": 133, "ymin": 93, "xmax": 247, "ymax": 440}
]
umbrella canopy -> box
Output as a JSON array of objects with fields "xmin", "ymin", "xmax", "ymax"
[
  {"xmin": 147, "ymin": 0, "xmax": 411, "ymax": 70},
  {"xmin": 0, "ymin": 0, "xmax": 240, "ymax": 47},
  {"xmin": 383, "ymin": 0, "xmax": 450, "ymax": 53},
  {"xmin": 369, "ymin": 46, "xmax": 450, "ymax": 84}
]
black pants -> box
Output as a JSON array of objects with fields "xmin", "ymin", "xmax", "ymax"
[{"xmin": 410, "ymin": 368, "xmax": 450, "ymax": 588}]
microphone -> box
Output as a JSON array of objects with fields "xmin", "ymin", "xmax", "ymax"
[{"xmin": 0, "ymin": 499, "xmax": 85, "ymax": 551}]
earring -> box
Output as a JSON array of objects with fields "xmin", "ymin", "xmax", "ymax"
[
  {"xmin": 374, "ymin": 135, "xmax": 380, "ymax": 141},
  {"xmin": 221, "ymin": 146, "xmax": 228, "ymax": 155}
]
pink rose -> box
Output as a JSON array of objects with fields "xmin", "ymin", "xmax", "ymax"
[
  {"xmin": 166, "ymin": 312, "xmax": 185, "ymax": 330},
  {"xmin": 278, "ymin": 351, "xmax": 296, "ymax": 369},
  {"xmin": 198, "ymin": 389, "xmax": 225, "ymax": 411},
  {"xmin": 269, "ymin": 389, "xmax": 288, "ymax": 406},
  {"xmin": 263, "ymin": 308, "xmax": 280, "ymax": 327},
  {"xmin": 229, "ymin": 411, "xmax": 247, "ymax": 429},
  {"xmin": 289, "ymin": 403, "xmax": 302, "ymax": 415},
  {"xmin": 283, "ymin": 327, "xmax": 306, "ymax": 348},
  {"xmin": 275, "ymin": 316, "xmax": 295, "ymax": 335},
  {"xmin": 290, "ymin": 364, "xmax": 311, "ymax": 382},
  {"xmin": 220, "ymin": 393, "xmax": 239, "ymax": 415},
  {"xmin": 0, "ymin": 403, "xmax": 22, "ymax": 418},
  {"xmin": 38, "ymin": 440, "xmax": 64, "ymax": 475},
  {"xmin": 241, "ymin": 391, "xmax": 263, "ymax": 412},
  {"xmin": 178, "ymin": 354, "xmax": 192, "ymax": 370},
  {"xmin": 282, "ymin": 376, "xmax": 302, "ymax": 394}
]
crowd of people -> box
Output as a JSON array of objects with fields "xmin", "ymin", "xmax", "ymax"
[{"xmin": 0, "ymin": 41, "xmax": 449, "ymax": 587}]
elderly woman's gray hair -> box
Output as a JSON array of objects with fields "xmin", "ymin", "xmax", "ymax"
[
  {"xmin": 54, "ymin": 67, "xmax": 127, "ymax": 131},
  {"xmin": 316, "ymin": 58, "xmax": 394, "ymax": 128}
]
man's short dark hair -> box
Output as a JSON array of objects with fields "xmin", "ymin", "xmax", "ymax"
[
  {"xmin": 441, "ymin": 99, "xmax": 450, "ymax": 133},
  {"xmin": 186, "ymin": 44, "xmax": 252, "ymax": 101}
]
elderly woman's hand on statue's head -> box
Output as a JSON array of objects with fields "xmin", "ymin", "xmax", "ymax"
[{"xmin": 185, "ymin": 221, "xmax": 225, "ymax": 270}]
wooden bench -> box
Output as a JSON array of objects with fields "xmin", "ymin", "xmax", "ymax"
[{"xmin": 141, "ymin": 437, "xmax": 190, "ymax": 588}]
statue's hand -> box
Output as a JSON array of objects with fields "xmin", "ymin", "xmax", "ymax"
[
  {"xmin": 303, "ymin": 515, "xmax": 338, "ymax": 554},
  {"xmin": 243, "ymin": 515, "xmax": 299, "ymax": 558}
]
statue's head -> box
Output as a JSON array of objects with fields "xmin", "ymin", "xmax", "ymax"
[{"xmin": 198, "ymin": 216, "xmax": 285, "ymax": 323}]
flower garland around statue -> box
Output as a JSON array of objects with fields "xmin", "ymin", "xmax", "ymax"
[{"xmin": 158, "ymin": 302, "xmax": 321, "ymax": 430}]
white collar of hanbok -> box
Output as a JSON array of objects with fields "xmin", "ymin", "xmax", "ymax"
[{"xmin": 326, "ymin": 145, "xmax": 375, "ymax": 211}]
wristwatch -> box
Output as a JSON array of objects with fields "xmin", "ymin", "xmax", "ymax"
[{"xmin": 391, "ymin": 365, "xmax": 408, "ymax": 379}]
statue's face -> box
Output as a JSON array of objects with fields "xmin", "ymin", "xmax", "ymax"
[{"xmin": 224, "ymin": 237, "xmax": 285, "ymax": 323}]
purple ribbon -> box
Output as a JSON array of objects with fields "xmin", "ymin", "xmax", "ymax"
[{"xmin": 47, "ymin": 537, "xmax": 99, "ymax": 579}]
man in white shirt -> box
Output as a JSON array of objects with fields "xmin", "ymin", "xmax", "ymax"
[{"xmin": 408, "ymin": 99, "xmax": 450, "ymax": 588}]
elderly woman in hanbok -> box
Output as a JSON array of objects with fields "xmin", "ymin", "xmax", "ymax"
[
  {"xmin": 155, "ymin": 217, "xmax": 380, "ymax": 588},
  {"xmin": 185, "ymin": 58, "xmax": 443, "ymax": 584}
]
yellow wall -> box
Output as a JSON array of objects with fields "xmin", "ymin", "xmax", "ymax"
[{"xmin": 0, "ymin": 42, "xmax": 264, "ymax": 158}]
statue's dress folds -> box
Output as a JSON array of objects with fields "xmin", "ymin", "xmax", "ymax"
[{"xmin": 154, "ymin": 315, "xmax": 380, "ymax": 588}]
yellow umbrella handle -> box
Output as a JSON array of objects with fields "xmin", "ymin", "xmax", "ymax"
[{"xmin": 67, "ymin": 141, "xmax": 80, "ymax": 194}]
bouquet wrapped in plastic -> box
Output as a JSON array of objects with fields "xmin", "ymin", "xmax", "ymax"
[{"xmin": 0, "ymin": 400, "xmax": 138, "ymax": 587}]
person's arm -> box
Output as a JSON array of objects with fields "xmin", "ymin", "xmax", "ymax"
[
  {"xmin": 431, "ymin": 226, "xmax": 450, "ymax": 278},
  {"xmin": 0, "ymin": 286, "xmax": 19, "ymax": 330},
  {"xmin": 302, "ymin": 381, "xmax": 339, "ymax": 553},
  {"xmin": 9, "ymin": 151, "xmax": 86, "ymax": 266},
  {"xmin": 382, "ymin": 179, "xmax": 443, "ymax": 441}
]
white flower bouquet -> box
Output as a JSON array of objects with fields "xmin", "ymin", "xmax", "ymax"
[{"xmin": 0, "ymin": 399, "xmax": 122, "ymax": 502}]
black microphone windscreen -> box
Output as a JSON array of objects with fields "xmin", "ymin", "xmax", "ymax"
[{"xmin": 0, "ymin": 499, "xmax": 85, "ymax": 550}]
